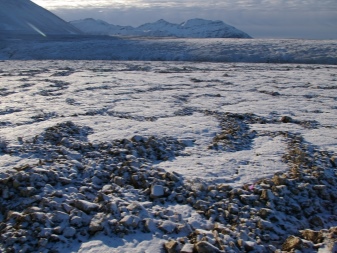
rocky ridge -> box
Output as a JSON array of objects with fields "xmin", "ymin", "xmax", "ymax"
[{"xmin": 0, "ymin": 111, "xmax": 336, "ymax": 252}]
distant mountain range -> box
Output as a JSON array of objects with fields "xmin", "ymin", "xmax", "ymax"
[
  {"xmin": 0, "ymin": 0, "xmax": 81, "ymax": 36},
  {"xmin": 0, "ymin": 0, "xmax": 251, "ymax": 39},
  {"xmin": 70, "ymin": 18, "xmax": 252, "ymax": 38}
]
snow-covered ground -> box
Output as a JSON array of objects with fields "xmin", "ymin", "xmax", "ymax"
[
  {"xmin": 0, "ymin": 61, "xmax": 337, "ymax": 252},
  {"xmin": 0, "ymin": 37, "xmax": 337, "ymax": 64}
]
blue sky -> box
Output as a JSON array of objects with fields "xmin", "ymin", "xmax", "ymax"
[{"xmin": 32, "ymin": 0, "xmax": 337, "ymax": 39}]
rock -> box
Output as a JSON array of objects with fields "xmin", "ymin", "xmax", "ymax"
[
  {"xmin": 62, "ymin": 203, "xmax": 73, "ymax": 213},
  {"xmin": 217, "ymin": 184, "xmax": 232, "ymax": 191},
  {"xmin": 238, "ymin": 239, "xmax": 256, "ymax": 251},
  {"xmin": 194, "ymin": 200, "xmax": 210, "ymax": 211},
  {"xmin": 70, "ymin": 216, "xmax": 83, "ymax": 227},
  {"xmin": 257, "ymin": 219, "xmax": 274, "ymax": 231},
  {"xmin": 228, "ymin": 203, "xmax": 239, "ymax": 214},
  {"xmin": 150, "ymin": 185, "xmax": 164, "ymax": 198},
  {"xmin": 280, "ymin": 116, "xmax": 293, "ymax": 123},
  {"xmin": 180, "ymin": 243, "xmax": 194, "ymax": 253},
  {"xmin": 51, "ymin": 211, "xmax": 70, "ymax": 223},
  {"xmin": 53, "ymin": 226, "xmax": 64, "ymax": 235},
  {"xmin": 131, "ymin": 135, "xmax": 147, "ymax": 143},
  {"xmin": 164, "ymin": 240, "xmax": 178, "ymax": 253},
  {"xmin": 38, "ymin": 238, "xmax": 48, "ymax": 247},
  {"xmin": 272, "ymin": 175, "xmax": 287, "ymax": 186},
  {"xmin": 59, "ymin": 177, "xmax": 71, "ymax": 185},
  {"xmin": 167, "ymin": 172, "xmax": 180, "ymax": 182},
  {"xmin": 159, "ymin": 220, "xmax": 177, "ymax": 234},
  {"xmin": 89, "ymin": 214, "xmax": 105, "ymax": 234},
  {"xmin": 258, "ymin": 208, "xmax": 273, "ymax": 219},
  {"xmin": 120, "ymin": 215, "xmax": 140, "ymax": 228},
  {"xmin": 260, "ymin": 189, "xmax": 275, "ymax": 201},
  {"xmin": 309, "ymin": 215, "xmax": 324, "ymax": 228},
  {"xmin": 282, "ymin": 236, "xmax": 303, "ymax": 251},
  {"xmin": 240, "ymin": 194, "xmax": 259, "ymax": 205},
  {"xmin": 2, "ymin": 187, "xmax": 9, "ymax": 199},
  {"xmin": 38, "ymin": 228, "xmax": 52, "ymax": 238},
  {"xmin": 114, "ymin": 176, "xmax": 125, "ymax": 186},
  {"xmin": 126, "ymin": 202, "xmax": 143, "ymax": 212},
  {"xmin": 301, "ymin": 229, "xmax": 323, "ymax": 243},
  {"xmin": 143, "ymin": 218, "xmax": 156, "ymax": 232},
  {"xmin": 195, "ymin": 241, "xmax": 221, "ymax": 253},
  {"xmin": 29, "ymin": 212, "xmax": 48, "ymax": 222},
  {"xmin": 6, "ymin": 211, "xmax": 24, "ymax": 221},
  {"xmin": 20, "ymin": 187, "xmax": 36, "ymax": 197},
  {"xmin": 330, "ymin": 156, "xmax": 337, "ymax": 167},
  {"xmin": 177, "ymin": 223, "xmax": 193, "ymax": 234},
  {"xmin": 73, "ymin": 200, "xmax": 99, "ymax": 214},
  {"xmin": 63, "ymin": 226, "xmax": 76, "ymax": 238},
  {"xmin": 175, "ymin": 194, "xmax": 186, "ymax": 203}
]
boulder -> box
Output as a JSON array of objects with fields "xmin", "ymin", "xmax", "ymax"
[
  {"xmin": 63, "ymin": 226, "xmax": 76, "ymax": 238},
  {"xmin": 73, "ymin": 200, "xmax": 99, "ymax": 213},
  {"xmin": 300, "ymin": 229, "xmax": 323, "ymax": 243},
  {"xmin": 164, "ymin": 240, "xmax": 178, "ymax": 253},
  {"xmin": 180, "ymin": 243, "xmax": 194, "ymax": 253},
  {"xmin": 282, "ymin": 236, "xmax": 303, "ymax": 251},
  {"xmin": 150, "ymin": 185, "xmax": 165, "ymax": 198},
  {"xmin": 195, "ymin": 241, "xmax": 222, "ymax": 253}
]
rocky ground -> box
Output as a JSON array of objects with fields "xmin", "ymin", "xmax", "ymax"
[
  {"xmin": 0, "ymin": 61, "xmax": 337, "ymax": 252},
  {"xmin": 0, "ymin": 117, "xmax": 337, "ymax": 253}
]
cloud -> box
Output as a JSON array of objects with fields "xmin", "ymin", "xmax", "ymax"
[{"xmin": 32, "ymin": 0, "xmax": 337, "ymax": 11}]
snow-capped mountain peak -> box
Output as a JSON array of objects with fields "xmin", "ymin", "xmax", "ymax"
[{"xmin": 70, "ymin": 18, "xmax": 252, "ymax": 38}]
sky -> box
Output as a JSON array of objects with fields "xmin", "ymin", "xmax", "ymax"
[{"xmin": 31, "ymin": 0, "xmax": 337, "ymax": 39}]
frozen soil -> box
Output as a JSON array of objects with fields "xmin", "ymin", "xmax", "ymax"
[{"xmin": 0, "ymin": 61, "xmax": 337, "ymax": 252}]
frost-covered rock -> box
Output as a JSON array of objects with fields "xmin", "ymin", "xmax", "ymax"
[
  {"xmin": 195, "ymin": 241, "xmax": 222, "ymax": 253},
  {"xmin": 158, "ymin": 220, "xmax": 177, "ymax": 234},
  {"xmin": 164, "ymin": 240, "xmax": 179, "ymax": 253},
  {"xmin": 63, "ymin": 226, "xmax": 76, "ymax": 238},
  {"xmin": 89, "ymin": 213, "xmax": 105, "ymax": 234},
  {"xmin": 51, "ymin": 211, "xmax": 70, "ymax": 223},
  {"xmin": 72, "ymin": 200, "xmax": 99, "ymax": 214},
  {"xmin": 150, "ymin": 185, "xmax": 165, "ymax": 198},
  {"xmin": 180, "ymin": 243, "xmax": 194, "ymax": 253},
  {"xmin": 120, "ymin": 215, "xmax": 140, "ymax": 228}
]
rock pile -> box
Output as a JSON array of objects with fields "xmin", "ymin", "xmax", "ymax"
[{"xmin": 0, "ymin": 121, "xmax": 188, "ymax": 252}]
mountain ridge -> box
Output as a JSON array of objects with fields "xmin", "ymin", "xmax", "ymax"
[
  {"xmin": 0, "ymin": 0, "xmax": 82, "ymax": 36},
  {"xmin": 70, "ymin": 18, "xmax": 252, "ymax": 38}
]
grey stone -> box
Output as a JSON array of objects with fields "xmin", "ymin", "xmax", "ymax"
[
  {"xmin": 70, "ymin": 216, "xmax": 83, "ymax": 227},
  {"xmin": 73, "ymin": 200, "xmax": 99, "ymax": 213},
  {"xmin": 180, "ymin": 243, "xmax": 194, "ymax": 253},
  {"xmin": 150, "ymin": 185, "xmax": 164, "ymax": 198},
  {"xmin": 51, "ymin": 211, "xmax": 70, "ymax": 223},
  {"xmin": 89, "ymin": 213, "xmax": 105, "ymax": 234},
  {"xmin": 158, "ymin": 220, "xmax": 177, "ymax": 234},
  {"xmin": 63, "ymin": 226, "xmax": 76, "ymax": 238},
  {"xmin": 120, "ymin": 215, "xmax": 140, "ymax": 228},
  {"xmin": 195, "ymin": 241, "xmax": 222, "ymax": 253}
]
